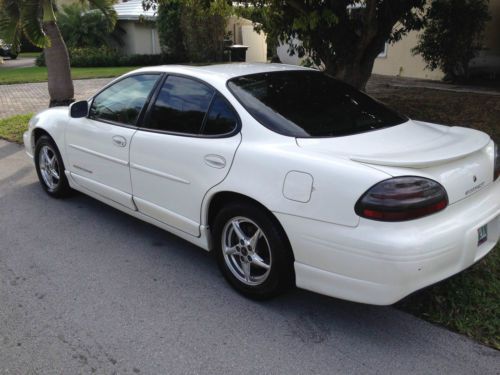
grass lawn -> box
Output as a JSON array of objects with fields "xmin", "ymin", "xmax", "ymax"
[
  {"xmin": 371, "ymin": 87, "xmax": 500, "ymax": 350},
  {"xmin": 0, "ymin": 83, "xmax": 498, "ymax": 350},
  {"xmin": 19, "ymin": 52, "xmax": 42, "ymax": 58},
  {"xmin": 0, "ymin": 113, "xmax": 32, "ymax": 143},
  {"xmin": 0, "ymin": 66, "xmax": 138, "ymax": 85}
]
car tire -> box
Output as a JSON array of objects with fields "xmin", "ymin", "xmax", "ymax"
[
  {"xmin": 213, "ymin": 201, "xmax": 295, "ymax": 299},
  {"xmin": 9, "ymin": 53, "xmax": 17, "ymax": 60},
  {"xmin": 34, "ymin": 135, "xmax": 72, "ymax": 198}
]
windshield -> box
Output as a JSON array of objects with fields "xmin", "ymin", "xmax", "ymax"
[{"xmin": 227, "ymin": 70, "xmax": 407, "ymax": 137}]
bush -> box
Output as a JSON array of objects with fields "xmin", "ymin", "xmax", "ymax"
[
  {"xmin": 157, "ymin": 0, "xmax": 186, "ymax": 62},
  {"xmin": 413, "ymin": 0, "xmax": 490, "ymax": 81},
  {"xmin": 153, "ymin": 0, "xmax": 231, "ymax": 63},
  {"xmin": 58, "ymin": 4, "xmax": 120, "ymax": 49},
  {"xmin": 36, "ymin": 47, "xmax": 173, "ymax": 67},
  {"xmin": 180, "ymin": 0, "xmax": 231, "ymax": 63}
]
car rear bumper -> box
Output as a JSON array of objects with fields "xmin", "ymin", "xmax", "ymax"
[{"xmin": 275, "ymin": 179, "xmax": 500, "ymax": 305}]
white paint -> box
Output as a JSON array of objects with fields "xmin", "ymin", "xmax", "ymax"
[
  {"xmin": 282, "ymin": 171, "xmax": 313, "ymax": 203},
  {"xmin": 24, "ymin": 63, "xmax": 500, "ymax": 305}
]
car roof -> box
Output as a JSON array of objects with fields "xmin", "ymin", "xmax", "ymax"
[{"xmin": 131, "ymin": 63, "xmax": 315, "ymax": 85}]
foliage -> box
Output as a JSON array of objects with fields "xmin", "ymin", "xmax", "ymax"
[
  {"xmin": 0, "ymin": 113, "xmax": 32, "ymax": 143},
  {"xmin": 235, "ymin": 4, "xmax": 277, "ymax": 60},
  {"xmin": 180, "ymin": 0, "xmax": 231, "ymax": 62},
  {"xmin": 145, "ymin": 0, "xmax": 231, "ymax": 63},
  {"xmin": 58, "ymin": 4, "xmax": 123, "ymax": 49},
  {"xmin": 156, "ymin": 0, "xmax": 186, "ymax": 62},
  {"xmin": 0, "ymin": 66, "xmax": 137, "ymax": 85},
  {"xmin": 413, "ymin": 0, "xmax": 490, "ymax": 81},
  {"xmin": 231, "ymin": 1, "xmax": 428, "ymax": 89},
  {"xmin": 0, "ymin": 0, "xmax": 118, "ymax": 106},
  {"xmin": 36, "ymin": 46, "xmax": 174, "ymax": 67},
  {"xmin": 0, "ymin": 0, "xmax": 117, "ymax": 50}
]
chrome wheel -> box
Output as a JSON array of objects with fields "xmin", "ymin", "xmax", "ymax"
[
  {"xmin": 38, "ymin": 145, "xmax": 60, "ymax": 190},
  {"xmin": 221, "ymin": 216, "xmax": 272, "ymax": 286}
]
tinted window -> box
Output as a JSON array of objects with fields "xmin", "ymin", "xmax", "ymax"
[
  {"xmin": 147, "ymin": 76, "xmax": 214, "ymax": 134},
  {"xmin": 228, "ymin": 71, "xmax": 407, "ymax": 137},
  {"xmin": 89, "ymin": 74, "xmax": 159, "ymax": 126},
  {"xmin": 201, "ymin": 95, "xmax": 238, "ymax": 135}
]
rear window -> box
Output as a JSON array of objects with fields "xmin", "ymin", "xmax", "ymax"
[{"xmin": 227, "ymin": 71, "xmax": 407, "ymax": 137}]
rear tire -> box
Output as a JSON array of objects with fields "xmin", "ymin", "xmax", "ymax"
[
  {"xmin": 34, "ymin": 135, "xmax": 72, "ymax": 198},
  {"xmin": 213, "ymin": 201, "xmax": 295, "ymax": 299}
]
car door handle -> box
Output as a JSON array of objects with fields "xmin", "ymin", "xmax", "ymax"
[
  {"xmin": 112, "ymin": 135, "xmax": 127, "ymax": 147},
  {"xmin": 204, "ymin": 154, "xmax": 226, "ymax": 169}
]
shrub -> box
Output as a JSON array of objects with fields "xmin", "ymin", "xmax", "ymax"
[
  {"xmin": 152, "ymin": 0, "xmax": 231, "ymax": 63},
  {"xmin": 36, "ymin": 47, "xmax": 173, "ymax": 67},
  {"xmin": 413, "ymin": 0, "xmax": 490, "ymax": 81},
  {"xmin": 180, "ymin": 0, "xmax": 231, "ymax": 63},
  {"xmin": 157, "ymin": 0, "xmax": 186, "ymax": 62},
  {"xmin": 58, "ymin": 4, "xmax": 123, "ymax": 49}
]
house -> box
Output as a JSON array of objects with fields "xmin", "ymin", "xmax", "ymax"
[
  {"xmin": 113, "ymin": 0, "xmax": 160, "ymax": 55},
  {"xmin": 112, "ymin": 0, "xmax": 267, "ymax": 62},
  {"xmin": 278, "ymin": 0, "xmax": 500, "ymax": 81},
  {"xmin": 373, "ymin": 0, "xmax": 500, "ymax": 80}
]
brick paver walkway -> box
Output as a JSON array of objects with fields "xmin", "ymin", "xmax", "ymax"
[{"xmin": 0, "ymin": 78, "xmax": 113, "ymax": 119}]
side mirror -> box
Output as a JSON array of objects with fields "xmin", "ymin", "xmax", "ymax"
[{"xmin": 69, "ymin": 100, "xmax": 89, "ymax": 118}]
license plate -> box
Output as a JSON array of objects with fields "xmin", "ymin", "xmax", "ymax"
[{"xmin": 478, "ymin": 225, "xmax": 488, "ymax": 246}]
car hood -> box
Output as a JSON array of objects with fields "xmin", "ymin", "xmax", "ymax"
[{"xmin": 296, "ymin": 120, "xmax": 494, "ymax": 204}]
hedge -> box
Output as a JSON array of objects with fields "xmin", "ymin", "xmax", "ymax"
[{"xmin": 36, "ymin": 47, "xmax": 175, "ymax": 68}]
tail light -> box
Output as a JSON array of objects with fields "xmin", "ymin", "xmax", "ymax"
[
  {"xmin": 494, "ymin": 143, "xmax": 499, "ymax": 181},
  {"xmin": 355, "ymin": 176, "xmax": 448, "ymax": 222}
]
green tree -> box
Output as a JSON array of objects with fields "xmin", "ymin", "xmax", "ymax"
[
  {"xmin": 58, "ymin": 3, "xmax": 122, "ymax": 49},
  {"xmin": 145, "ymin": 0, "xmax": 231, "ymax": 63},
  {"xmin": 413, "ymin": 0, "xmax": 490, "ymax": 82},
  {"xmin": 0, "ymin": 0, "xmax": 116, "ymax": 106},
  {"xmin": 181, "ymin": 0, "xmax": 231, "ymax": 62},
  {"xmin": 156, "ymin": 0, "xmax": 186, "ymax": 61},
  {"xmin": 232, "ymin": 1, "xmax": 427, "ymax": 90}
]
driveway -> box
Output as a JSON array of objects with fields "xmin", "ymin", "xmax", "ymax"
[{"xmin": 0, "ymin": 139, "xmax": 498, "ymax": 374}]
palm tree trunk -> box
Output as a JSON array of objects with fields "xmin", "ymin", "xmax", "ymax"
[{"xmin": 42, "ymin": 0, "xmax": 74, "ymax": 107}]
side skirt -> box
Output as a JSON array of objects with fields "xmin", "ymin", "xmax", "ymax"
[{"xmin": 65, "ymin": 171, "xmax": 212, "ymax": 251}]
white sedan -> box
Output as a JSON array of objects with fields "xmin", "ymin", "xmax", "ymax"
[{"xmin": 23, "ymin": 64, "xmax": 500, "ymax": 305}]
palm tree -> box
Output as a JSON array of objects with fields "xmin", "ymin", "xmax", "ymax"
[{"xmin": 0, "ymin": 0, "xmax": 116, "ymax": 107}]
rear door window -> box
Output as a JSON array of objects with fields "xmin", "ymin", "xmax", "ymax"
[{"xmin": 145, "ymin": 76, "xmax": 214, "ymax": 135}]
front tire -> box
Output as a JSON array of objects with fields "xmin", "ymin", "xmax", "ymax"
[
  {"xmin": 34, "ymin": 135, "xmax": 71, "ymax": 198},
  {"xmin": 213, "ymin": 201, "xmax": 295, "ymax": 299}
]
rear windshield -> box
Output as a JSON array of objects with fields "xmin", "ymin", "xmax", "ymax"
[{"xmin": 227, "ymin": 70, "xmax": 407, "ymax": 137}]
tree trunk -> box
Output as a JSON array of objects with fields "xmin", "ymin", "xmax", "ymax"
[{"xmin": 42, "ymin": 0, "xmax": 74, "ymax": 107}]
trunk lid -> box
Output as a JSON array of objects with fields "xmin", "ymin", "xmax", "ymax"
[{"xmin": 296, "ymin": 120, "xmax": 494, "ymax": 204}]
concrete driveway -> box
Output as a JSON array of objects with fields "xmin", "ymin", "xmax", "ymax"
[{"xmin": 0, "ymin": 139, "xmax": 498, "ymax": 374}]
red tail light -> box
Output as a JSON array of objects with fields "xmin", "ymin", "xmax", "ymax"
[{"xmin": 355, "ymin": 177, "xmax": 448, "ymax": 222}]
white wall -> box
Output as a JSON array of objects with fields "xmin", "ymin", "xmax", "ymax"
[
  {"xmin": 118, "ymin": 20, "xmax": 161, "ymax": 55},
  {"xmin": 241, "ymin": 25, "xmax": 267, "ymax": 62}
]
